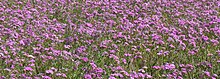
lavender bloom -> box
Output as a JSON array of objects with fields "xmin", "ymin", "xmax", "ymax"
[{"xmin": 0, "ymin": 0, "xmax": 219, "ymax": 78}]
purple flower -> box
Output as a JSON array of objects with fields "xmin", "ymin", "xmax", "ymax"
[
  {"xmin": 145, "ymin": 73, "xmax": 153, "ymax": 78},
  {"xmin": 84, "ymin": 74, "xmax": 92, "ymax": 79},
  {"xmin": 86, "ymin": 23, "xmax": 93, "ymax": 27},
  {"xmin": 152, "ymin": 66, "xmax": 161, "ymax": 70},
  {"xmin": 211, "ymin": 39, "xmax": 219, "ymax": 46},
  {"xmin": 46, "ymin": 70, "xmax": 54, "ymax": 74},
  {"xmin": 122, "ymin": 58, "xmax": 127, "ymax": 64},
  {"xmin": 42, "ymin": 76, "xmax": 52, "ymax": 79},
  {"xmin": 81, "ymin": 57, "xmax": 89, "ymax": 62},
  {"xmin": 212, "ymin": 74, "xmax": 218, "ymax": 77},
  {"xmin": 162, "ymin": 63, "xmax": 176, "ymax": 70},
  {"xmin": 24, "ymin": 67, "xmax": 33, "ymax": 71},
  {"xmin": 138, "ymin": 73, "xmax": 145, "ymax": 78},
  {"xmin": 19, "ymin": 40, "xmax": 25, "ymax": 46},
  {"xmin": 90, "ymin": 62, "xmax": 97, "ymax": 69},
  {"xmin": 204, "ymin": 71, "xmax": 211, "ymax": 77},
  {"xmin": 109, "ymin": 76, "xmax": 116, "ymax": 79},
  {"xmin": 188, "ymin": 50, "xmax": 196, "ymax": 55},
  {"xmin": 95, "ymin": 68, "xmax": 104, "ymax": 73},
  {"xmin": 202, "ymin": 36, "xmax": 209, "ymax": 41}
]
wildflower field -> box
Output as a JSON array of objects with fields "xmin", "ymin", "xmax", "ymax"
[{"xmin": 0, "ymin": 0, "xmax": 220, "ymax": 79}]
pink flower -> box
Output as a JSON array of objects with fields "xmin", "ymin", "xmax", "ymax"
[
  {"xmin": 46, "ymin": 70, "xmax": 54, "ymax": 74},
  {"xmin": 207, "ymin": 53, "xmax": 213, "ymax": 56},
  {"xmin": 152, "ymin": 66, "xmax": 161, "ymax": 69},
  {"xmin": 145, "ymin": 73, "xmax": 153, "ymax": 78},
  {"xmin": 213, "ymin": 74, "xmax": 218, "ymax": 77},
  {"xmin": 146, "ymin": 48, "xmax": 151, "ymax": 52},
  {"xmin": 81, "ymin": 57, "xmax": 89, "ymax": 62},
  {"xmin": 188, "ymin": 50, "xmax": 196, "ymax": 55},
  {"xmin": 202, "ymin": 36, "xmax": 209, "ymax": 41},
  {"xmin": 62, "ymin": 74, "xmax": 67, "ymax": 78},
  {"xmin": 217, "ymin": 19, "xmax": 220, "ymax": 22},
  {"xmin": 55, "ymin": 73, "xmax": 66, "ymax": 77},
  {"xmin": 90, "ymin": 62, "xmax": 97, "ymax": 69},
  {"xmin": 24, "ymin": 67, "xmax": 33, "ymax": 71},
  {"xmin": 84, "ymin": 74, "xmax": 92, "ymax": 79},
  {"xmin": 122, "ymin": 58, "xmax": 127, "ymax": 64},
  {"xmin": 204, "ymin": 71, "xmax": 211, "ymax": 77},
  {"xmin": 95, "ymin": 68, "xmax": 104, "ymax": 73},
  {"xmin": 34, "ymin": 77, "xmax": 41, "ymax": 79},
  {"xmin": 169, "ymin": 44, "xmax": 175, "ymax": 48},
  {"xmin": 109, "ymin": 76, "xmax": 116, "ymax": 79},
  {"xmin": 212, "ymin": 77, "xmax": 216, "ymax": 79},
  {"xmin": 64, "ymin": 45, "xmax": 71, "ymax": 49},
  {"xmin": 211, "ymin": 39, "xmax": 219, "ymax": 46},
  {"xmin": 117, "ymin": 32, "xmax": 124, "ymax": 38},
  {"xmin": 19, "ymin": 40, "xmax": 25, "ymax": 45},
  {"xmin": 86, "ymin": 23, "xmax": 93, "ymax": 27},
  {"xmin": 110, "ymin": 73, "xmax": 124, "ymax": 78},
  {"xmin": 162, "ymin": 63, "xmax": 176, "ymax": 70},
  {"xmin": 42, "ymin": 76, "xmax": 52, "ymax": 79},
  {"xmin": 124, "ymin": 53, "xmax": 132, "ymax": 57},
  {"xmin": 138, "ymin": 73, "xmax": 145, "ymax": 78}
]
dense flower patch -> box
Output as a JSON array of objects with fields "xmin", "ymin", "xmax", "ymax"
[{"xmin": 0, "ymin": 0, "xmax": 220, "ymax": 79}]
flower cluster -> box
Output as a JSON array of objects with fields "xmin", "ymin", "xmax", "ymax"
[{"xmin": 0, "ymin": 0, "xmax": 219, "ymax": 79}]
